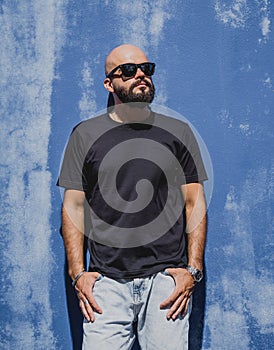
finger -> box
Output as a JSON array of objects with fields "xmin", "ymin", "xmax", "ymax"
[
  {"xmin": 170, "ymin": 293, "xmax": 192, "ymax": 320},
  {"xmin": 171, "ymin": 297, "xmax": 188, "ymax": 320},
  {"xmin": 77, "ymin": 289, "xmax": 103, "ymax": 314},
  {"xmin": 160, "ymin": 289, "xmax": 180, "ymax": 309},
  {"xmin": 77, "ymin": 292, "xmax": 100, "ymax": 322},
  {"xmin": 180, "ymin": 296, "xmax": 191, "ymax": 317},
  {"xmin": 166, "ymin": 294, "xmax": 185, "ymax": 320},
  {"xmin": 86, "ymin": 295, "xmax": 103, "ymax": 315},
  {"xmin": 79, "ymin": 299, "xmax": 94, "ymax": 322}
]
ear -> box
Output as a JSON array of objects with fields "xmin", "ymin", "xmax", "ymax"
[{"xmin": 104, "ymin": 77, "xmax": 115, "ymax": 93}]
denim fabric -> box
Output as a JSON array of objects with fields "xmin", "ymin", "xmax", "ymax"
[{"xmin": 82, "ymin": 270, "xmax": 191, "ymax": 350}]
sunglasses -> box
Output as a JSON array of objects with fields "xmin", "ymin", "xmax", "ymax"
[{"xmin": 106, "ymin": 62, "xmax": 155, "ymax": 79}]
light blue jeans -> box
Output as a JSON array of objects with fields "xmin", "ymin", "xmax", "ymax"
[{"xmin": 82, "ymin": 270, "xmax": 192, "ymax": 350}]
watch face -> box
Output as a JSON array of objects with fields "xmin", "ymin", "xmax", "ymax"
[
  {"xmin": 186, "ymin": 266, "xmax": 204, "ymax": 282},
  {"xmin": 194, "ymin": 270, "xmax": 203, "ymax": 282}
]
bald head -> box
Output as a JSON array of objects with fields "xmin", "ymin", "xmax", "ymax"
[{"xmin": 105, "ymin": 44, "xmax": 149, "ymax": 76}]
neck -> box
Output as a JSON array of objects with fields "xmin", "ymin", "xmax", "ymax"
[{"xmin": 109, "ymin": 103, "xmax": 151, "ymax": 123}]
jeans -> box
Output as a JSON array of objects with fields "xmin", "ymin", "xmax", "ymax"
[{"xmin": 82, "ymin": 270, "xmax": 192, "ymax": 350}]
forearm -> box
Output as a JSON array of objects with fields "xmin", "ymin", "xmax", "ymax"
[
  {"xmin": 182, "ymin": 183, "xmax": 207, "ymax": 270},
  {"xmin": 62, "ymin": 190, "xmax": 86, "ymax": 279},
  {"xmin": 187, "ymin": 213, "xmax": 207, "ymax": 270}
]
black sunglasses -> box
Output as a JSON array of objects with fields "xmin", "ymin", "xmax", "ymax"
[{"xmin": 106, "ymin": 62, "xmax": 155, "ymax": 79}]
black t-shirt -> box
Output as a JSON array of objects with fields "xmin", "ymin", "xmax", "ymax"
[{"xmin": 57, "ymin": 111, "xmax": 207, "ymax": 278}]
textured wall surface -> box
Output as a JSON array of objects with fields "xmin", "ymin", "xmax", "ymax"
[{"xmin": 0, "ymin": 1, "xmax": 273, "ymax": 349}]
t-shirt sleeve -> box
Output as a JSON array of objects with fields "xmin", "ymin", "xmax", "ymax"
[
  {"xmin": 57, "ymin": 126, "xmax": 87, "ymax": 191},
  {"xmin": 178, "ymin": 123, "xmax": 208, "ymax": 184}
]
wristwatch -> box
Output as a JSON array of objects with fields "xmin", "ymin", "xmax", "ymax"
[{"xmin": 186, "ymin": 265, "xmax": 203, "ymax": 283}]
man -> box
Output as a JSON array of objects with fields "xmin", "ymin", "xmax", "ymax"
[{"xmin": 58, "ymin": 44, "xmax": 207, "ymax": 349}]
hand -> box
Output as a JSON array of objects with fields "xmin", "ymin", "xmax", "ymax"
[
  {"xmin": 160, "ymin": 268, "xmax": 195, "ymax": 320},
  {"xmin": 74, "ymin": 271, "xmax": 103, "ymax": 322}
]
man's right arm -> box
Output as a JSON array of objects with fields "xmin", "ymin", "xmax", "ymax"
[
  {"xmin": 62, "ymin": 189, "xmax": 102, "ymax": 322},
  {"xmin": 62, "ymin": 189, "xmax": 86, "ymax": 278}
]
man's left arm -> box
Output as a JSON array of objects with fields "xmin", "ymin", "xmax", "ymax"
[
  {"xmin": 183, "ymin": 182, "xmax": 207, "ymax": 270},
  {"xmin": 160, "ymin": 182, "xmax": 207, "ymax": 320}
]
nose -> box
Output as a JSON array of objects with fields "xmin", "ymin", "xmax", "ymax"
[{"xmin": 134, "ymin": 67, "xmax": 145, "ymax": 79}]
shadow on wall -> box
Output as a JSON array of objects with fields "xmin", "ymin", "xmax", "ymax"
[
  {"xmin": 65, "ymin": 264, "xmax": 84, "ymax": 350},
  {"xmin": 65, "ymin": 261, "xmax": 206, "ymax": 350}
]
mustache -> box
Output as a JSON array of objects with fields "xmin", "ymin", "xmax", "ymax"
[{"xmin": 131, "ymin": 78, "xmax": 153, "ymax": 89}]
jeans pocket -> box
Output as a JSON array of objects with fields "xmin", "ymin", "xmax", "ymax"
[
  {"xmin": 160, "ymin": 269, "xmax": 176, "ymax": 286},
  {"xmin": 162, "ymin": 269, "xmax": 171, "ymax": 276},
  {"xmin": 93, "ymin": 274, "xmax": 104, "ymax": 295},
  {"xmin": 95, "ymin": 274, "xmax": 104, "ymax": 282}
]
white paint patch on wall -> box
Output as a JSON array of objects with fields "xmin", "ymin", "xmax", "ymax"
[
  {"xmin": 206, "ymin": 167, "xmax": 274, "ymax": 348},
  {"xmin": 239, "ymin": 122, "xmax": 251, "ymax": 135},
  {"xmin": 206, "ymin": 303, "xmax": 250, "ymax": 349},
  {"xmin": 215, "ymin": 0, "xmax": 272, "ymax": 43},
  {"xmin": 117, "ymin": 0, "xmax": 172, "ymax": 51},
  {"xmin": 258, "ymin": 0, "xmax": 271, "ymax": 42},
  {"xmin": 215, "ymin": 0, "xmax": 248, "ymax": 28},
  {"xmin": 217, "ymin": 108, "xmax": 255, "ymax": 136},
  {"xmin": 261, "ymin": 16, "xmax": 271, "ymax": 36},
  {"xmin": 79, "ymin": 60, "xmax": 98, "ymax": 120},
  {"xmin": 114, "ymin": 0, "xmax": 172, "ymax": 105},
  {"xmin": 0, "ymin": 1, "xmax": 66, "ymax": 348},
  {"xmin": 263, "ymin": 73, "xmax": 274, "ymax": 92},
  {"xmin": 218, "ymin": 109, "xmax": 233, "ymax": 128}
]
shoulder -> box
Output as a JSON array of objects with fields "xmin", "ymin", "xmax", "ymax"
[
  {"xmin": 153, "ymin": 111, "xmax": 189, "ymax": 126},
  {"xmin": 152, "ymin": 111, "xmax": 192, "ymax": 138},
  {"xmin": 65, "ymin": 113, "xmax": 110, "ymax": 155},
  {"xmin": 69, "ymin": 113, "xmax": 114, "ymax": 144},
  {"xmin": 72, "ymin": 113, "xmax": 108, "ymax": 134}
]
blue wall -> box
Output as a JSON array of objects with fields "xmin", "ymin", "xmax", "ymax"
[{"xmin": 1, "ymin": 1, "xmax": 273, "ymax": 349}]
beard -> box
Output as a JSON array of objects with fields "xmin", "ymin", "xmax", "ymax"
[{"xmin": 113, "ymin": 78, "xmax": 155, "ymax": 107}]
